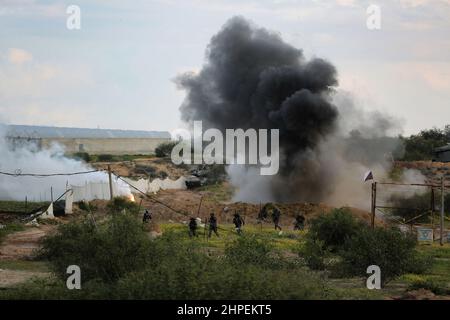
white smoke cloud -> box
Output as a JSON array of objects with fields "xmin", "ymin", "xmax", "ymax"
[{"xmin": 0, "ymin": 124, "xmax": 131, "ymax": 202}]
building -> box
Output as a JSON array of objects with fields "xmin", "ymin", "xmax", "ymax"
[
  {"xmin": 433, "ymin": 144, "xmax": 450, "ymax": 163},
  {"xmin": 5, "ymin": 124, "xmax": 171, "ymax": 155}
]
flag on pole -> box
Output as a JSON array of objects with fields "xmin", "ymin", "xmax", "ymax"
[{"xmin": 363, "ymin": 171, "xmax": 374, "ymax": 182}]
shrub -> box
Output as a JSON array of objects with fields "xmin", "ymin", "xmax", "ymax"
[
  {"xmin": 114, "ymin": 260, "xmax": 329, "ymax": 300},
  {"xmin": 112, "ymin": 233, "xmax": 330, "ymax": 300},
  {"xmin": 408, "ymin": 278, "xmax": 450, "ymax": 295},
  {"xmin": 39, "ymin": 214, "xmax": 152, "ymax": 283},
  {"xmin": 300, "ymin": 239, "xmax": 329, "ymax": 271},
  {"xmin": 308, "ymin": 208, "xmax": 362, "ymax": 252},
  {"xmin": 97, "ymin": 154, "xmax": 114, "ymax": 162},
  {"xmin": 19, "ymin": 230, "xmax": 334, "ymax": 300},
  {"xmin": 72, "ymin": 152, "xmax": 91, "ymax": 162},
  {"xmin": 107, "ymin": 196, "xmax": 139, "ymax": 214},
  {"xmin": 78, "ymin": 201, "xmax": 97, "ymax": 212},
  {"xmin": 399, "ymin": 126, "xmax": 449, "ymax": 161},
  {"xmin": 155, "ymin": 141, "xmax": 178, "ymax": 158},
  {"xmin": 224, "ymin": 235, "xmax": 277, "ymax": 268},
  {"xmin": 339, "ymin": 227, "xmax": 430, "ymax": 285}
]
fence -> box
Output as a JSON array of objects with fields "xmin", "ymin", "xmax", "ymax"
[{"xmin": 370, "ymin": 178, "xmax": 449, "ymax": 245}]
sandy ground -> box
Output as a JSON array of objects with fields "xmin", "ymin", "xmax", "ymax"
[
  {"xmin": 0, "ymin": 269, "xmax": 49, "ymax": 288},
  {"xmin": 0, "ymin": 225, "xmax": 54, "ymax": 260}
]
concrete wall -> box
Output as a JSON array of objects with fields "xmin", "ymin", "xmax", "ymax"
[{"xmin": 40, "ymin": 137, "xmax": 170, "ymax": 155}]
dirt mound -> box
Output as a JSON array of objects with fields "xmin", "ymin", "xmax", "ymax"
[
  {"xmin": 140, "ymin": 189, "xmax": 381, "ymax": 227},
  {"xmin": 93, "ymin": 158, "xmax": 188, "ymax": 180}
]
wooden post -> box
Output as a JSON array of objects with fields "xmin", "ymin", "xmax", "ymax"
[
  {"xmin": 371, "ymin": 182, "xmax": 377, "ymax": 229},
  {"xmin": 108, "ymin": 165, "xmax": 114, "ymax": 201},
  {"xmin": 25, "ymin": 196, "xmax": 27, "ymax": 213},
  {"xmin": 196, "ymin": 196, "xmax": 203, "ymax": 218},
  {"xmin": 50, "ymin": 187, "xmax": 53, "ymax": 203},
  {"xmin": 440, "ymin": 177, "xmax": 445, "ymax": 246}
]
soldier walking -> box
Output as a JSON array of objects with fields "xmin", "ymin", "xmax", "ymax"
[
  {"xmin": 233, "ymin": 211, "xmax": 245, "ymax": 235},
  {"xmin": 208, "ymin": 212, "xmax": 219, "ymax": 238}
]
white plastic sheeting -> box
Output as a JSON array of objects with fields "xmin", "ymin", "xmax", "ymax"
[
  {"xmin": 70, "ymin": 177, "xmax": 131, "ymax": 201},
  {"xmin": 123, "ymin": 177, "xmax": 187, "ymax": 194},
  {"xmin": 65, "ymin": 190, "xmax": 73, "ymax": 214},
  {"xmin": 40, "ymin": 202, "xmax": 54, "ymax": 219}
]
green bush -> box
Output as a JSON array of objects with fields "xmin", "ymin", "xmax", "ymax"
[
  {"xmin": 308, "ymin": 208, "xmax": 362, "ymax": 252},
  {"xmin": 399, "ymin": 126, "xmax": 449, "ymax": 161},
  {"xmin": 114, "ymin": 260, "xmax": 328, "ymax": 300},
  {"xmin": 97, "ymin": 154, "xmax": 114, "ymax": 162},
  {"xmin": 109, "ymin": 233, "xmax": 330, "ymax": 300},
  {"xmin": 78, "ymin": 201, "xmax": 97, "ymax": 212},
  {"xmin": 155, "ymin": 141, "xmax": 178, "ymax": 158},
  {"xmin": 300, "ymin": 239, "xmax": 329, "ymax": 271},
  {"xmin": 39, "ymin": 214, "xmax": 152, "ymax": 283},
  {"xmin": 9, "ymin": 229, "xmax": 334, "ymax": 300},
  {"xmin": 107, "ymin": 196, "xmax": 139, "ymax": 214},
  {"xmin": 408, "ymin": 278, "xmax": 450, "ymax": 295},
  {"xmin": 224, "ymin": 234, "xmax": 280, "ymax": 268},
  {"xmin": 339, "ymin": 227, "xmax": 430, "ymax": 285},
  {"xmin": 72, "ymin": 152, "xmax": 91, "ymax": 162}
]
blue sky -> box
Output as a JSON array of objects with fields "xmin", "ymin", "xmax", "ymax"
[{"xmin": 0, "ymin": 0, "xmax": 449, "ymax": 135}]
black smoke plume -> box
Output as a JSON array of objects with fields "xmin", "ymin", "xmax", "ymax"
[
  {"xmin": 176, "ymin": 17, "xmax": 410, "ymax": 205},
  {"xmin": 177, "ymin": 17, "xmax": 338, "ymax": 202}
]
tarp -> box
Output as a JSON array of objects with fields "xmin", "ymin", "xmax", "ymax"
[
  {"xmin": 65, "ymin": 190, "xmax": 74, "ymax": 214},
  {"xmin": 123, "ymin": 177, "xmax": 187, "ymax": 194},
  {"xmin": 70, "ymin": 178, "xmax": 130, "ymax": 201},
  {"xmin": 40, "ymin": 202, "xmax": 54, "ymax": 219}
]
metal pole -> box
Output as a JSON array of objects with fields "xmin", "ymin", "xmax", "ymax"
[
  {"xmin": 196, "ymin": 196, "xmax": 203, "ymax": 217},
  {"xmin": 441, "ymin": 177, "xmax": 445, "ymax": 246},
  {"xmin": 371, "ymin": 182, "xmax": 377, "ymax": 229},
  {"xmin": 50, "ymin": 187, "xmax": 53, "ymax": 203},
  {"xmin": 108, "ymin": 165, "xmax": 114, "ymax": 201}
]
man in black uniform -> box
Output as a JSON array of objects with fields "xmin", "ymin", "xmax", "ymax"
[
  {"xmin": 233, "ymin": 211, "xmax": 244, "ymax": 235},
  {"xmin": 294, "ymin": 213, "xmax": 305, "ymax": 230},
  {"xmin": 208, "ymin": 212, "xmax": 219, "ymax": 238},
  {"xmin": 188, "ymin": 217, "xmax": 198, "ymax": 237},
  {"xmin": 142, "ymin": 209, "xmax": 152, "ymax": 224},
  {"xmin": 272, "ymin": 207, "xmax": 282, "ymax": 230}
]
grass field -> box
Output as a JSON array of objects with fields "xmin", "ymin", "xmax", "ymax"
[
  {"xmin": 160, "ymin": 222, "xmax": 450, "ymax": 299},
  {"xmin": 0, "ymin": 216, "xmax": 448, "ymax": 299},
  {"xmin": 0, "ymin": 201, "xmax": 49, "ymax": 214}
]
